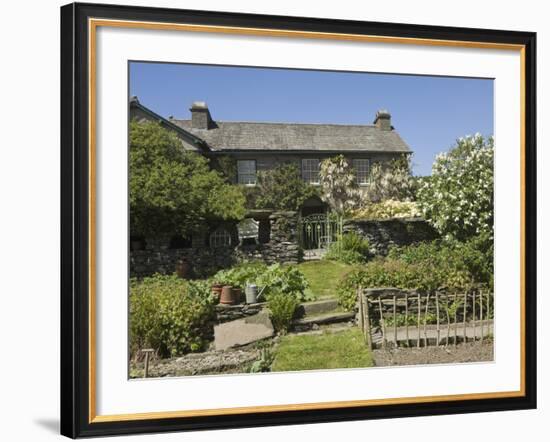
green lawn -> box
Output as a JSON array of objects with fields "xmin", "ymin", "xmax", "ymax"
[
  {"xmin": 298, "ymin": 260, "xmax": 354, "ymax": 299},
  {"xmin": 271, "ymin": 328, "xmax": 373, "ymax": 372}
]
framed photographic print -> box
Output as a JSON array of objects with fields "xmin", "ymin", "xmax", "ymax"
[{"xmin": 60, "ymin": 2, "xmax": 537, "ymax": 438}]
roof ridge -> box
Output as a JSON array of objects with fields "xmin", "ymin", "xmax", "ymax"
[{"xmin": 172, "ymin": 118, "xmax": 379, "ymax": 128}]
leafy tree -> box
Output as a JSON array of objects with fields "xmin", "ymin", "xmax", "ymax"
[
  {"xmin": 364, "ymin": 154, "xmax": 416, "ymax": 203},
  {"xmin": 250, "ymin": 163, "xmax": 318, "ymax": 211},
  {"xmin": 319, "ymin": 155, "xmax": 361, "ymax": 214},
  {"xmin": 417, "ymin": 134, "xmax": 493, "ymax": 240},
  {"xmin": 214, "ymin": 155, "xmax": 237, "ymax": 183},
  {"xmin": 129, "ymin": 120, "xmax": 246, "ymax": 236}
]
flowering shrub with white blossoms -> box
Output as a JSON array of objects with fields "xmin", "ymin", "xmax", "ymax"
[
  {"xmin": 417, "ymin": 134, "xmax": 494, "ymax": 240},
  {"xmin": 351, "ymin": 199, "xmax": 421, "ymax": 220},
  {"xmin": 319, "ymin": 155, "xmax": 361, "ymax": 214},
  {"xmin": 364, "ymin": 155, "xmax": 416, "ymax": 203}
]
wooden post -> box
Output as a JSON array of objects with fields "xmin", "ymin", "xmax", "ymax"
[
  {"xmin": 378, "ymin": 297, "xmax": 386, "ymax": 349},
  {"xmin": 445, "ymin": 294, "xmax": 451, "ymax": 346},
  {"xmin": 142, "ymin": 348, "xmax": 154, "ymax": 378},
  {"xmin": 472, "ymin": 290, "xmax": 477, "ymax": 342},
  {"xmin": 393, "ymin": 294, "xmax": 397, "ymax": 347},
  {"xmin": 364, "ymin": 293, "xmax": 373, "ymax": 351},
  {"xmin": 435, "ymin": 292, "xmax": 440, "ymax": 346},
  {"xmin": 358, "ymin": 287, "xmax": 364, "ymax": 332},
  {"xmin": 480, "ymin": 291, "xmax": 484, "ymax": 342},
  {"xmin": 417, "ymin": 292, "xmax": 421, "ymax": 348},
  {"xmin": 405, "ymin": 292, "xmax": 409, "ymax": 347},
  {"xmin": 487, "ymin": 291, "xmax": 491, "ymax": 337},
  {"xmin": 454, "ymin": 294, "xmax": 458, "ymax": 346},
  {"xmin": 463, "ymin": 292, "xmax": 468, "ymax": 343},
  {"xmin": 424, "ymin": 293, "xmax": 430, "ymax": 347}
]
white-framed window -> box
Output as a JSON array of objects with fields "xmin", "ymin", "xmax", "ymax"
[
  {"xmin": 209, "ymin": 227, "xmax": 232, "ymax": 247},
  {"xmin": 302, "ymin": 158, "xmax": 320, "ymax": 184},
  {"xmin": 237, "ymin": 160, "xmax": 257, "ymax": 185},
  {"xmin": 353, "ymin": 158, "xmax": 370, "ymax": 185}
]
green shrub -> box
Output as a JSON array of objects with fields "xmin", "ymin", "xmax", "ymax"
[
  {"xmin": 388, "ymin": 235, "xmax": 493, "ymax": 288},
  {"xmin": 212, "ymin": 262, "xmax": 268, "ymax": 288},
  {"xmin": 324, "ymin": 249, "xmax": 365, "ymax": 265},
  {"xmin": 336, "ymin": 237, "xmax": 493, "ymax": 312},
  {"xmin": 336, "ymin": 268, "xmax": 366, "ymax": 311},
  {"xmin": 249, "ymin": 347, "xmax": 275, "ymax": 373},
  {"xmin": 336, "ymin": 259, "xmax": 446, "ymax": 312},
  {"xmin": 324, "ymin": 232, "xmax": 370, "ymax": 264},
  {"xmin": 266, "ymin": 290, "xmax": 300, "ymax": 333},
  {"xmin": 129, "ymin": 274, "xmax": 217, "ymax": 358},
  {"xmin": 256, "ymin": 264, "xmax": 310, "ymax": 301}
]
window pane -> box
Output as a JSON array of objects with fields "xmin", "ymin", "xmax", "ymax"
[
  {"xmin": 237, "ymin": 160, "xmax": 256, "ymax": 185},
  {"xmin": 353, "ymin": 159, "xmax": 370, "ymax": 185},
  {"xmin": 301, "ymin": 159, "xmax": 320, "ymax": 184}
]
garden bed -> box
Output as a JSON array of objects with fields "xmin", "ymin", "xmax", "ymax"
[
  {"xmin": 372, "ymin": 341, "xmax": 494, "ymax": 367},
  {"xmin": 130, "ymin": 347, "xmax": 263, "ymax": 378}
]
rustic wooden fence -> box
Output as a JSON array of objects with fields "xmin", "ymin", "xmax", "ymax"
[{"xmin": 357, "ymin": 287, "xmax": 493, "ymax": 350}]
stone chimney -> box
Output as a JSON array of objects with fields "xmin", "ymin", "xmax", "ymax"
[
  {"xmin": 190, "ymin": 101, "xmax": 213, "ymax": 130},
  {"xmin": 373, "ymin": 109, "xmax": 392, "ymax": 131}
]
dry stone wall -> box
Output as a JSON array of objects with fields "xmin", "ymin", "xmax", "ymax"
[
  {"xmin": 344, "ymin": 217, "xmax": 439, "ymax": 256},
  {"xmin": 130, "ymin": 211, "xmax": 302, "ymax": 278}
]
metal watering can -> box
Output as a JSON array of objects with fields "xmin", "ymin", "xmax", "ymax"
[{"xmin": 245, "ymin": 283, "xmax": 258, "ymax": 304}]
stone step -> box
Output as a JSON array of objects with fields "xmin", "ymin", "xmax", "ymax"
[
  {"xmin": 291, "ymin": 322, "xmax": 354, "ymax": 336},
  {"xmin": 214, "ymin": 311, "xmax": 274, "ymax": 351},
  {"xmin": 291, "ymin": 311, "xmax": 355, "ymax": 331},
  {"xmin": 295, "ymin": 298, "xmax": 339, "ymax": 317}
]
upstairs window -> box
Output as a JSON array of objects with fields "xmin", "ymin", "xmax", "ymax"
[
  {"xmin": 302, "ymin": 159, "xmax": 320, "ymax": 184},
  {"xmin": 237, "ymin": 160, "xmax": 257, "ymax": 185},
  {"xmin": 353, "ymin": 159, "xmax": 370, "ymax": 185}
]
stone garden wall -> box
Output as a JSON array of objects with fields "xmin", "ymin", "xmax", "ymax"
[
  {"xmin": 344, "ymin": 217, "xmax": 439, "ymax": 256},
  {"xmin": 236, "ymin": 211, "xmax": 302, "ymax": 265},
  {"xmin": 130, "ymin": 211, "xmax": 302, "ymax": 278},
  {"xmin": 130, "ymin": 247, "xmax": 237, "ymax": 279}
]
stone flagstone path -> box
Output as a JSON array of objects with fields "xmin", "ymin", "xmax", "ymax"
[{"xmin": 214, "ymin": 311, "xmax": 274, "ymax": 351}]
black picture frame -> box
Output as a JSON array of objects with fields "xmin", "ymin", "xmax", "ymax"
[{"xmin": 60, "ymin": 2, "xmax": 537, "ymax": 438}]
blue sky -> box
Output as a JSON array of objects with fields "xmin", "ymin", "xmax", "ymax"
[{"xmin": 130, "ymin": 62, "xmax": 493, "ymax": 176}]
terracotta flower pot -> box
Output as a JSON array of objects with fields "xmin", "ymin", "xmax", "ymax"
[
  {"xmin": 211, "ymin": 283, "xmax": 223, "ymax": 302},
  {"xmin": 232, "ymin": 287, "xmax": 242, "ymax": 304},
  {"xmin": 175, "ymin": 259, "xmax": 190, "ymax": 279},
  {"xmin": 220, "ymin": 285, "xmax": 235, "ymax": 305}
]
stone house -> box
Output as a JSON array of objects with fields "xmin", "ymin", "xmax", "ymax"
[
  {"xmin": 130, "ymin": 97, "xmax": 412, "ymax": 211},
  {"xmin": 129, "ymin": 97, "xmax": 415, "ymax": 275}
]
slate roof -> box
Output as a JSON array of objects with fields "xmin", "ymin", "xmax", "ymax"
[
  {"xmin": 129, "ymin": 97, "xmax": 210, "ymax": 151},
  {"xmin": 170, "ymin": 119, "xmax": 411, "ymax": 153}
]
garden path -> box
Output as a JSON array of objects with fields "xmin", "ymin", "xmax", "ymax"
[{"xmin": 214, "ymin": 311, "xmax": 274, "ymax": 351}]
